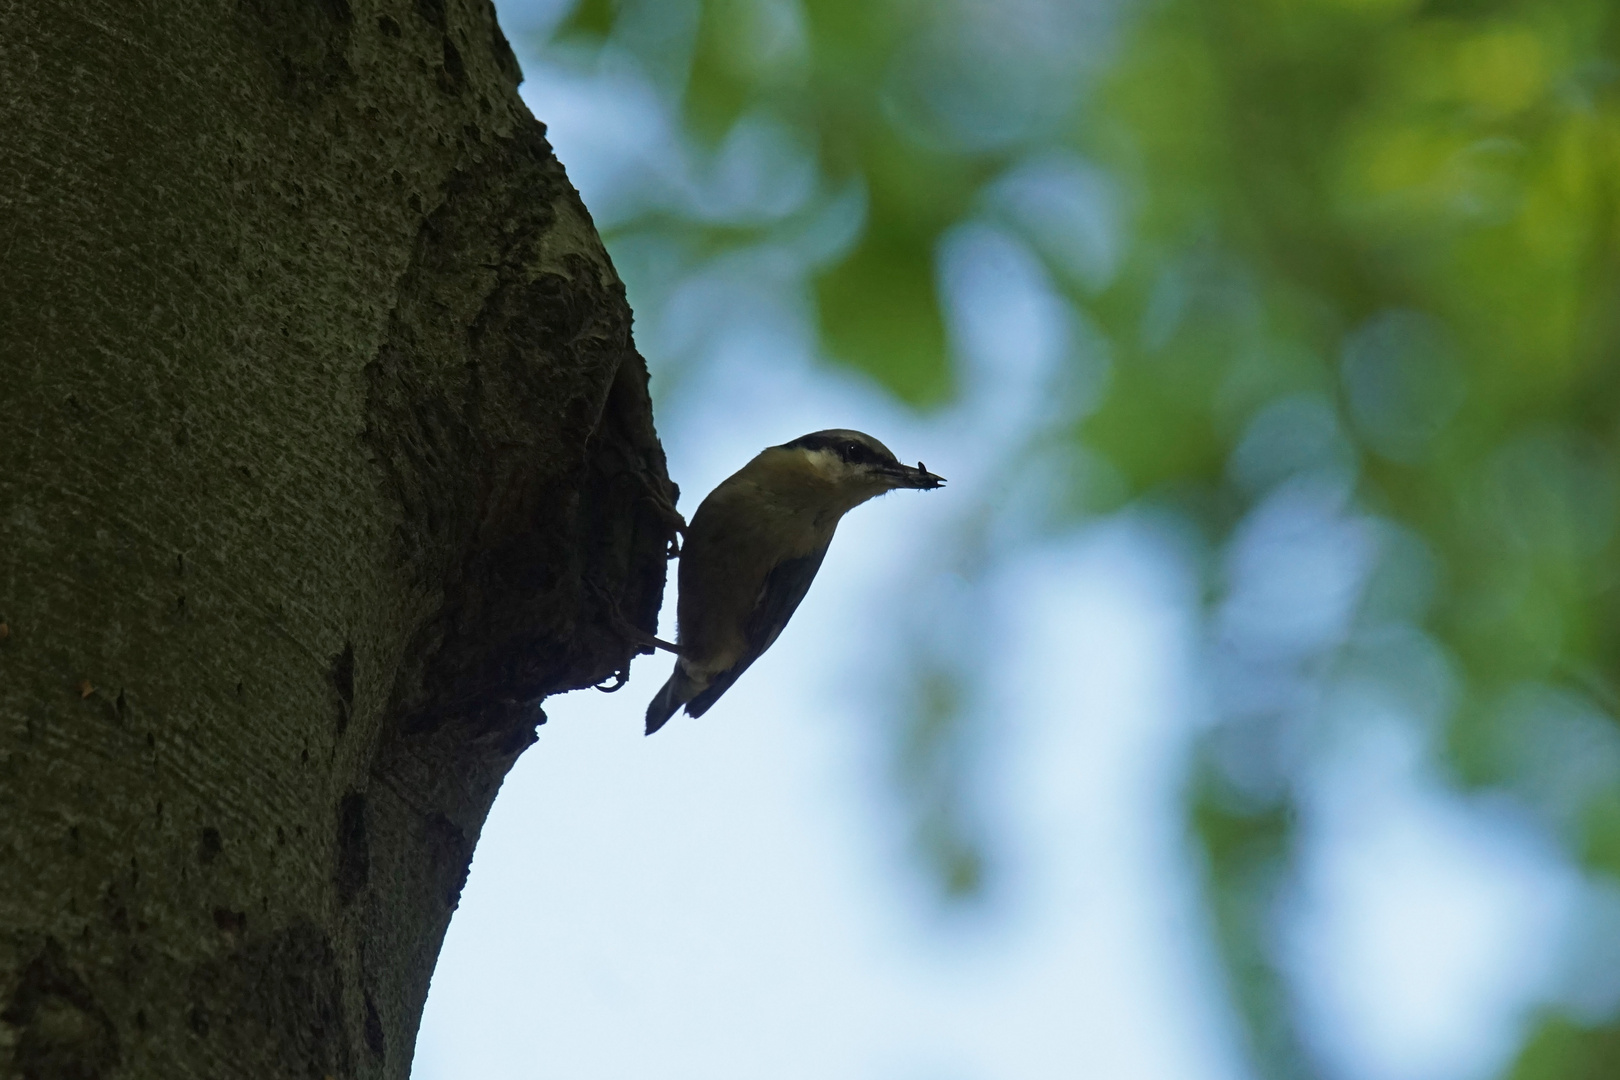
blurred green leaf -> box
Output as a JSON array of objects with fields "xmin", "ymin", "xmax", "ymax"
[
  {"xmin": 1191, "ymin": 768, "xmax": 1313, "ymax": 1080},
  {"xmin": 814, "ymin": 220, "xmax": 950, "ymax": 404},
  {"xmin": 1507, "ymin": 1015, "xmax": 1620, "ymax": 1080},
  {"xmin": 555, "ymin": 0, "xmax": 617, "ymax": 42}
]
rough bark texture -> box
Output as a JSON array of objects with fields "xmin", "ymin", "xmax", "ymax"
[{"xmin": 0, "ymin": 2, "xmax": 677, "ymax": 1077}]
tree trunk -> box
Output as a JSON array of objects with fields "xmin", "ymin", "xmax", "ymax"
[{"xmin": 0, "ymin": 2, "xmax": 675, "ymax": 1077}]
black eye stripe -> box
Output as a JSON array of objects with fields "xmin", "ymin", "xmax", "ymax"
[
  {"xmin": 781, "ymin": 433, "xmax": 842, "ymax": 454},
  {"xmin": 779, "ymin": 430, "xmax": 893, "ymax": 466},
  {"xmin": 841, "ymin": 441, "xmax": 878, "ymax": 464}
]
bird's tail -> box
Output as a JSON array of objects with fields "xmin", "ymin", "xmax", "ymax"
[{"xmin": 645, "ymin": 663, "xmax": 700, "ymax": 735}]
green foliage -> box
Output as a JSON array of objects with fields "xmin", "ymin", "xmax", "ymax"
[
  {"xmin": 1091, "ymin": 2, "xmax": 1620, "ymax": 1074},
  {"xmin": 1509, "ymin": 1017, "xmax": 1620, "ymax": 1080},
  {"xmin": 1193, "ymin": 768, "xmax": 1315, "ymax": 1080},
  {"xmin": 555, "ymin": 0, "xmax": 617, "ymax": 42},
  {"xmin": 1087, "ymin": 0, "xmax": 1620, "ymax": 743},
  {"xmin": 814, "ymin": 217, "xmax": 951, "ymax": 404}
]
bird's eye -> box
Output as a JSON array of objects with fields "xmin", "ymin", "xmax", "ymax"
[{"xmin": 842, "ymin": 441, "xmax": 867, "ymax": 463}]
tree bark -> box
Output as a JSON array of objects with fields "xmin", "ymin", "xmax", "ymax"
[{"xmin": 0, "ymin": 2, "xmax": 676, "ymax": 1077}]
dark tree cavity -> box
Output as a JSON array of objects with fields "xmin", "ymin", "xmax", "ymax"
[{"xmin": 0, "ymin": 2, "xmax": 677, "ymax": 1077}]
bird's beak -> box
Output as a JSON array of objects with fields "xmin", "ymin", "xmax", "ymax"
[{"xmin": 887, "ymin": 460, "xmax": 946, "ymax": 490}]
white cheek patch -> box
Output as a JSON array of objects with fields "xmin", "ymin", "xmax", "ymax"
[{"xmin": 802, "ymin": 447, "xmax": 850, "ymax": 481}]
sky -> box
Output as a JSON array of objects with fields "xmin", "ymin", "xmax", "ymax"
[{"xmin": 410, "ymin": 7, "xmax": 1602, "ymax": 1077}]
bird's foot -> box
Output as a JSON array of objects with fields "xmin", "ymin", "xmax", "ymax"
[
  {"xmin": 585, "ymin": 579, "xmax": 685, "ymax": 660},
  {"xmin": 639, "ymin": 492, "xmax": 688, "ymax": 559}
]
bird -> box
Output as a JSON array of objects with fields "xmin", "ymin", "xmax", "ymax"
[{"xmin": 644, "ymin": 429, "xmax": 945, "ymax": 734}]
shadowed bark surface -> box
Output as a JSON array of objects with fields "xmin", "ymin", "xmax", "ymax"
[{"xmin": 0, "ymin": 2, "xmax": 676, "ymax": 1077}]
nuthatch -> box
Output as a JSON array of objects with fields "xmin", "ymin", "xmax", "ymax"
[{"xmin": 645, "ymin": 430, "xmax": 945, "ymax": 734}]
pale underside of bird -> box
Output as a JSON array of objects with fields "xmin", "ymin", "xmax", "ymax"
[{"xmin": 645, "ymin": 429, "xmax": 945, "ymax": 734}]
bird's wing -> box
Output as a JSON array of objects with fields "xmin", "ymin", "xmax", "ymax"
[{"xmin": 684, "ymin": 543, "xmax": 830, "ymax": 718}]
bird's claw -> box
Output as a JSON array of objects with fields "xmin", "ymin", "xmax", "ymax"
[{"xmin": 595, "ymin": 667, "xmax": 630, "ymax": 693}]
